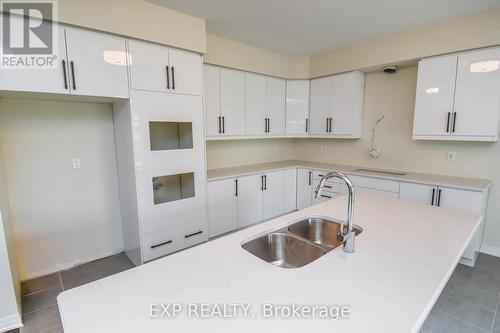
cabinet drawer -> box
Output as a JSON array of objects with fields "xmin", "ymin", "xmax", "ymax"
[
  {"xmin": 312, "ymin": 179, "xmax": 341, "ymax": 193},
  {"xmin": 142, "ymin": 220, "xmax": 207, "ymax": 262},
  {"xmin": 347, "ymin": 175, "xmax": 400, "ymax": 193},
  {"xmin": 355, "ymin": 186, "xmax": 399, "ymax": 198}
]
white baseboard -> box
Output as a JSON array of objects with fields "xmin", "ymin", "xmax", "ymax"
[
  {"xmin": 0, "ymin": 313, "xmax": 22, "ymax": 332},
  {"xmin": 480, "ymin": 244, "xmax": 500, "ymax": 257}
]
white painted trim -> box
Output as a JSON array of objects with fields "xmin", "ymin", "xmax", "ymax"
[
  {"xmin": 480, "ymin": 243, "xmax": 500, "ymax": 257},
  {"xmin": 0, "ymin": 313, "xmax": 22, "ymax": 332}
]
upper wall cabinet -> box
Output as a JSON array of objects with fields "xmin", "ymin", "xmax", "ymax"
[
  {"xmin": 65, "ymin": 28, "xmax": 129, "ymax": 98},
  {"xmin": 413, "ymin": 47, "xmax": 500, "ymax": 141},
  {"xmin": 245, "ymin": 74, "xmax": 286, "ymax": 136},
  {"xmin": 309, "ymin": 71, "xmax": 365, "ymax": 138},
  {"xmin": 286, "ymin": 80, "xmax": 310, "ymax": 136},
  {"xmin": 204, "ymin": 65, "xmax": 245, "ymax": 137},
  {"xmin": 0, "ymin": 20, "xmax": 129, "ymax": 98},
  {"xmin": 129, "ymin": 40, "xmax": 202, "ymax": 96}
]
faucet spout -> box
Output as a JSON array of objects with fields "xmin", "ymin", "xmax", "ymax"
[{"xmin": 315, "ymin": 172, "xmax": 356, "ymax": 253}]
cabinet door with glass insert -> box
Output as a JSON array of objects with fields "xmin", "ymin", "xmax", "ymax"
[{"xmin": 130, "ymin": 90, "xmax": 207, "ymax": 234}]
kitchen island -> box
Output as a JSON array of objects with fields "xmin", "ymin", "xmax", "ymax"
[{"xmin": 57, "ymin": 193, "xmax": 481, "ymax": 333}]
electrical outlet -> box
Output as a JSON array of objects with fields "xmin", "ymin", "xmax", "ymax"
[
  {"xmin": 72, "ymin": 158, "xmax": 81, "ymax": 169},
  {"xmin": 447, "ymin": 152, "xmax": 456, "ymax": 161}
]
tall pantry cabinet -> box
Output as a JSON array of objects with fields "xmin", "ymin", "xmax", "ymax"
[{"xmin": 114, "ymin": 41, "xmax": 207, "ymax": 265}]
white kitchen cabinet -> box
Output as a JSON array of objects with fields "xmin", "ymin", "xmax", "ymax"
[
  {"xmin": 296, "ymin": 168, "xmax": 313, "ymax": 209},
  {"xmin": 129, "ymin": 40, "xmax": 202, "ymax": 96},
  {"xmin": 207, "ymin": 178, "xmax": 238, "ymax": 237},
  {"xmin": 0, "ymin": 16, "xmax": 69, "ymax": 94},
  {"xmin": 128, "ymin": 40, "xmax": 170, "ymax": 93},
  {"xmin": 309, "ymin": 72, "xmax": 364, "ymax": 137},
  {"xmin": 266, "ymin": 77, "xmax": 286, "ymax": 135},
  {"xmin": 245, "ymin": 73, "xmax": 268, "ymax": 136},
  {"xmin": 204, "ymin": 66, "xmax": 246, "ymax": 137},
  {"xmin": 65, "ymin": 27, "xmax": 129, "ymax": 98},
  {"xmin": 413, "ymin": 55, "xmax": 458, "ymax": 137},
  {"xmin": 286, "ymin": 80, "xmax": 310, "ymax": 135},
  {"xmin": 453, "ymin": 47, "xmax": 500, "ymax": 139},
  {"xmin": 283, "ymin": 168, "xmax": 297, "ymax": 212},
  {"xmin": 0, "ymin": 21, "xmax": 129, "ymax": 98},
  {"xmin": 262, "ymin": 171, "xmax": 285, "ymax": 220},
  {"xmin": 413, "ymin": 46, "xmax": 500, "ymax": 141},
  {"xmin": 220, "ymin": 68, "xmax": 246, "ymax": 136},
  {"xmin": 245, "ymin": 74, "xmax": 286, "ymax": 136},
  {"xmin": 400, "ymin": 182, "xmax": 437, "ymax": 206},
  {"xmin": 237, "ymin": 174, "xmax": 264, "ymax": 227},
  {"xmin": 203, "ymin": 65, "xmax": 221, "ymax": 136},
  {"xmin": 309, "ymin": 77, "xmax": 331, "ymax": 135}
]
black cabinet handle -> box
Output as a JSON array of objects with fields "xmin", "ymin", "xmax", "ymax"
[
  {"xmin": 235, "ymin": 179, "xmax": 238, "ymax": 196},
  {"xmin": 222, "ymin": 116, "xmax": 225, "ymax": 133},
  {"xmin": 452, "ymin": 112, "xmax": 457, "ymax": 133},
  {"xmin": 264, "ymin": 175, "xmax": 267, "ymax": 190},
  {"xmin": 323, "ymin": 185, "xmax": 332, "ymax": 189},
  {"xmin": 329, "ymin": 118, "xmax": 333, "ymax": 133},
  {"xmin": 267, "ymin": 118, "xmax": 270, "ymax": 133},
  {"xmin": 446, "ymin": 112, "xmax": 451, "ymax": 133},
  {"xmin": 326, "ymin": 118, "xmax": 329, "ymax": 132},
  {"xmin": 70, "ymin": 61, "xmax": 76, "ymax": 90},
  {"xmin": 166, "ymin": 65, "xmax": 170, "ymax": 89},
  {"xmin": 261, "ymin": 175, "xmax": 264, "ymax": 191},
  {"xmin": 185, "ymin": 230, "xmax": 202, "ymax": 238},
  {"xmin": 151, "ymin": 240, "xmax": 172, "ymax": 249},
  {"xmin": 321, "ymin": 194, "xmax": 332, "ymax": 199},
  {"xmin": 437, "ymin": 189, "xmax": 442, "ymax": 207},
  {"xmin": 305, "ymin": 118, "xmax": 309, "ymax": 132},
  {"xmin": 171, "ymin": 66, "xmax": 175, "ymax": 90},
  {"xmin": 62, "ymin": 60, "xmax": 68, "ymax": 90},
  {"xmin": 431, "ymin": 188, "xmax": 435, "ymax": 205},
  {"xmin": 218, "ymin": 116, "xmax": 222, "ymax": 134},
  {"xmin": 308, "ymin": 171, "xmax": 312, "ymax": 186},
  {"xmin": 264, "ymin": 118, "xmax": 267, "ymax": 133}
]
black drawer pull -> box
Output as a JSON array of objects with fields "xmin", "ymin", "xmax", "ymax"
[
  {"xmin": 446, "ymin": 112, "xmax": 451, "ymax": 133},
  {"xmin": 308, "ymin": 171, "xmax": 312, "ymax": 186},
  {"xmin": 323, "ymin": 185, "xmax": 333, "ymax": 189},
  {"xmin": 70, "ymin": 61, "xmax": 76, "ymax": 90},
  {"xmin": 171, "ymin": 66, "xmax": 175, "ymax": 90},
  {"xmin": 151, "ymin": 240, "xmax": 172, "ymax": 249},
  {"xmin": 62, "ymin": 60, "xmax": 68, "ymax": 89},
  {"xmin": 185, "ymin": 230, "xmax": 203, "ymax": 238},
  {"xmin": 321, "ymin": 194, "xmax": 332, "ymax": 199},
  {"xmin": 437, "ymin": 189, "xmax": 442, "ymax": 207},
  {"xmin": 166, "ymin": 66, "xmax": 170, "ymax": 89},
  {"xmin": 431, "ymin": 188, "xmax": 435, "ymax": 206},
  {"xmin": 452, "ymin": 112, "xmax": 457, "ymax": 133}
]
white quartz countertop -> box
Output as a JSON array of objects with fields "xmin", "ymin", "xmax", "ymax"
[
  {"xmin": 58, "ymin": 193, "xmax": 481, "ymax": 333},
  {"xmin": 207, "ymin": 160, "xmax": 492, "ymax": 191}
]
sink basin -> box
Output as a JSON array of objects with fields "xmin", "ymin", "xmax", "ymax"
[
  {"xmin": 241, "ymin": 232, "xmax": 325, "ymax": 268},
  {"xmin": 287, "ymin": 218, "xmax": 362, "ymax": 248}
]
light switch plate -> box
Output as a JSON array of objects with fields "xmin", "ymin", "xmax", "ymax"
[{"xmin": 72, "ymin": 158, "xmax": 81, "ymax": 169}]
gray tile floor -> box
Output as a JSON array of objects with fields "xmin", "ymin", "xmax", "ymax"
[
  {"xmin": 9, "ymin": 253, "xmax": 134, "ymax": 333},
  {"xmin": 7, "ymin": 253, "xmax": 500, "ymax": 333}
]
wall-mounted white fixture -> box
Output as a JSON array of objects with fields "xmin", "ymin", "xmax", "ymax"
[
  {"xmin": 470, "ymin": 60, "xmax": 499, "ymax": 73},
  {"xmin": 425, "ymin": 87, "xmax": 440, "ymax": 94},
  {"xmin": 369, "ymin": 116, "xmax": 385, "ymax": 158}
]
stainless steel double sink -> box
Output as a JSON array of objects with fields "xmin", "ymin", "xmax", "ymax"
[{"xmin": 241, "ymin": 217, "xmax": 362, "ymax": 269}]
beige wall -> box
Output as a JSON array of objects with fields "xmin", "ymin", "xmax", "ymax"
[
  {"xmin": 59, "ymin": 0, "xmax": 206, "ymax": 53},
  {"xmin": 293, "ymin": 66, "xmax": 500, "ymax": 249},
  {"xmin": 310, "ymin": 10, "xmax": 500, "ymax": 77},
  {"xmin": 0, "ymin": 99, "xmax": 124, "ymax": 280},
  {"xmin": 206, "ymin": 139, "xmax": 295, "ymax": 170},
  {"xmin": 204, "ymin": 34, "xmax": 310, "ymax": 79}
]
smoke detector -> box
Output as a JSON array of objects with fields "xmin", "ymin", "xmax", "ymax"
[{"xmin": 383, "ymin": 65, "xmax": 398, "ymax": 74}]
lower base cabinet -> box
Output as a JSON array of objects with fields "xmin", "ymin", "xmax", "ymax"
[
  {"xmin": 400, "ymin": 182, "xmax": 487, "ymax": 266},
  {"xmin": 207, "ymin": 178, "xmax": 238, "ymax": 237},
  {"xmin": 207, "ymin": 168, "xmax": 298, "ymax": 236},
  {"xmin": 297, "ymin": 168, "xmax": 313, "ymax": 209}
]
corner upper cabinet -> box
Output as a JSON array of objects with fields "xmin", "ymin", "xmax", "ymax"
[
  {"xmin": 309, "ymin": 71, "xmax": 364, "ymax": 138},
  {"xmin": 129, "ymin": 40, "xmax": 202, "ymax": 96},
  {"xmin": 203, "ymin": 65, "xmax": 245, "ymax": 137},
  {"xmin": 64, "ymin": 28, "xmax": 129, "ymax": 98},
  {"xmin": 286, "ymin": 80, "xmax": 310, "ymax": 135},
  {"xmin": 413, "ymin": 47, "xmax": 500, "ymax": 141}
]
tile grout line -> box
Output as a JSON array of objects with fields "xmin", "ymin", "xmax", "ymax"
[{"xmin": 490, "ymin": 291, "xmax": 500, "ymax": 333}]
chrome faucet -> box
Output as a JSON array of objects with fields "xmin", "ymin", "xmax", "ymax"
[{"xmin": 315, "ymin": 172, "xmax": 356, "ymax": 253}]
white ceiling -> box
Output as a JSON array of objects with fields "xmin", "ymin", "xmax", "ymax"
[{"xmin": 147, "ymin": 0, "xmax": 500, "ymax": 56}]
